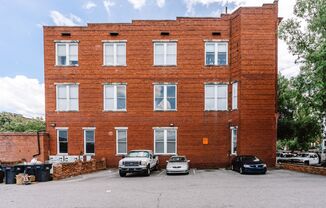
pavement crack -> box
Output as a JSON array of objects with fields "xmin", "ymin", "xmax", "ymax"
[{"xmin": 156, "ymin": 193, "xmax": 162, "ymax": 208}]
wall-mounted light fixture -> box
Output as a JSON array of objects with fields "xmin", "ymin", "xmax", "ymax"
[
  {"xmin": 50, "ymin": 123, "xmax": 56, "ymax": 128},
  {"xmin": 169, "ymin": 123, "xmax": 174, "ymax": 127}
]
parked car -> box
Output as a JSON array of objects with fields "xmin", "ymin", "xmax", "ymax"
[
  {"xmin": 231, "ymin": 155, "xmax": 267, "ymax": 174},
  {"xmin": 276, "ymin": 152, "xmax": 296, "ymax": 163},
  {"xmin": 292, "ymin": 153, "xmax": 320, "ymax": 165},
  {"xmin": 166, "ymin": 156, "xmax": 190, "ymax": 175},
  {"xmin": 118, "ymin": 150, "xmax": 159, "ymax": 177}
]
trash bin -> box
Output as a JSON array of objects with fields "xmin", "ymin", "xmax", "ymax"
[
  {"xmin": 34, "ymin": 165, "xmax": 42, "ymax": 182},
  {"xmin": 5, "ymin": 166, "xmax": 18, "ymax": 184},
  {"xmin": 0, "ymin": 166, "xmax": 4, "ymax": 183},
  {"xmin": 39, "ymin": 164, "xmax": 52, "ymax": 182},
  {"xmin": 15, "ymin": 165, "xmax": 25, "ymax": 174},
  {"xmin": 24, "ymin": 165, "xmax": 35, "ymax": 176}
]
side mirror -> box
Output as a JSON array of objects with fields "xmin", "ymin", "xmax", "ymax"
[
  {"xmin": 121, "ymin": 155, "xmax": 125, "ymax": 159},
  {"xmin": 166, "ymin": 160, "xmax": 169, "ymax": 163},
  {"xmin": 153, "ymin": 155, "xmax": 157, "ymax": 159},
  {"xmin": 187, "ymin": 160, "xmax": 190, "ymax": 163}
]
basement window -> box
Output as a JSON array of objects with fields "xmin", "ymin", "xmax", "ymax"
[
  {"xmin": 56, "ymin": 42, "xmax": 78, "ymax": 66},
  {"xmin": 205, "ymin": 42, "xmax": 228, "ymax": 66}
]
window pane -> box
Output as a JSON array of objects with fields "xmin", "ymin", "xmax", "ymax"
[
  {"xmin": 218, "ymin": 43, "xmax": 227, "ymax": 52},
  {"xmin": 167, "ymin": 142, "xmax": 176, "ymax": 154},
  {"xmin": 69, "ymin": 44, "xmax": 78, "ymax": 65},
  {"xmin": 155, "ymin": 98, "xmax": 164, "ymax": 110},
  {"xmin": 118, "ymin": 130, "xmax": 127, "ymax": 142},
  {"xmin": 58, "ymin": 130, "xmax": 67, "ymax": 142},
  {"xmin": 57, "ymin": 86, "xmax": 67, "ymax": 99},
  {"xmin": 218, "ymin": 52, "xmax": 227, "ymax": 65},
  {"xmin": 69, "ymin": 99, "xmax": 78, "ymax": 111},
  {"xmin": 117, "ymin": 98, "xmax": 126, "ymax": 109},
  {"xmin": 85, "ymin": 130, "xmax": 94, "ymax": 142},
  {"xmin": 59, "ymin": 142, "xmax": 68, "ymax": 153},
  {"xmin": 155, "ymin": 130, "xmax": 164, "ymax": 142},
  {"xmin": 217, "ymin": 99, "xmax": 227, "ymax": 110},
  {"xmin": 166, "ymin": 54, "xmax": 176, "ymax": 65},
  {"xmin": 206, "ymin": 53, "xmax": 215, "ymax": 65},
  {"xmin": 105, "ymin": 44, "xmax": 114, "ymax": 65},
  {"xmin": 205, "ymin": 86, "xmax": 215, "ymax": 98},
  {"xmin": 217, "ymin": 85, "xmax": 227, "ymax": 98},
  {"xmin": 166, "ymin": 98, "xmax": 176, "ymax": 110},
  {"xmin": 118, "ymin": 142, "xmax": 127, "ymax": 154},
  {"xmin": 105, "ymin": 98, "xmax": 114, "ymax": 110},
  {"xmin": 155, "ymin": 142, "xmax": 164, "ymax": 154},
  {"xmin": 155, "ymin": 85, "xmax": 164, "ymax": 98},
  {"xmin": 105, "ymin": 86, "xmax": 114, "ymax": 99},
  {"xmin": 232, "ymin": 83, "xmax": 238, "ymax": 109},
  {"xmin": 154, "ymin": 43, "xmax": 164, "ymax": 65},
  {"xmin": 57, "ymin": 44, "xmax": 66, "ymax": 65},
  {"xmin": 86, "ymin": 143, "xmax": 94, "ymax": 154},
  {"xmin": 69, "ymin": 85, "xmax": 78, "ymax": 99},
  {"xmin": 167, "ymin": 130, "xmax": 176, "ymax": 142},
  {"xmin": 166, "ymin": 43, "xmax": 176, "ymax": 65},
  {"xmin": 206, "ymin": 43, "xmax": 215, "ymax": 52},
  {"xmin": 205, "ymin": 98, "xmax": 215, "ymax": 110},
  {"xmin": 57, "ymin": 99, "xmax": 67, "ymax": 111},
  {"xmin": 116, "ymin": 43, "xmax": 126, "ymax": 65},
  {"xmin": 117, "ymin": 85, "xmax": 126, "ymax": 98},
  {"xmin": 167, "ymin": 86, "xmax": 175, "ymax": 97}
]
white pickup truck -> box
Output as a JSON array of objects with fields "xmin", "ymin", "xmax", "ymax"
[{"xmin": 118, "ymin": 150, "xmax": 159, "ymax": 177}]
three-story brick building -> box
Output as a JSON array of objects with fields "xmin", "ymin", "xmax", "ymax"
[{"xmin": 44, "ymin": 1, "xmax": 279, "ymax": 168}]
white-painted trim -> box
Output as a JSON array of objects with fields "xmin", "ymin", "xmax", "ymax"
[
  {"xmin": 54, "ymin": 82, "xmax": 80, "ymax": 85},
  {"xmin": 232, "ymin": 82, "xmax": 238, "ymax": 110},
  {"xmin": 54, "ymin": 40, "xmax": 79, "ymax": 43},
  {"xmin": 103, "ymin": 84, "xmax": 127, "ymax": 111},
  {"xmin": 152, "ymin": 39, "xmax": 178, "ymax": 42},
  {"xmin": 230, "ymin": 126, "xmax": 238, "ymax": 155},
  {"xmin": 203, "ymin": 39, "xmax": 229, "ymax": 42},
  {"xmin": 55, "ymin": 127, "xmax": 69, "ymax": 130},
  {"xmin": 102, "ymin": 40, "xmax": 127, "ymax": 43},
  {"xmin": 102, "ymin": 82, "xmax": 127, "ymax": 85},
  {"xmin": 152, "ymin": 127, "xmax": 178, "ymax": 129},
  {"xmin": 116, "ymin": 128, "xmax": 128, "ymax": 155},
  {"xmin": 153, "ymin": 84, "xmax": 177, "ymax": 111},
  {"xmin": 152, "ymin": 82, "xmax": 178, "ymax": 85},
  {"xmin": 83, "ymin": 128, "xmax": 95, "ymax": 155},
  {"xmin": 56, "ymin": 128, "xmax": 68, "ymax": 155}
]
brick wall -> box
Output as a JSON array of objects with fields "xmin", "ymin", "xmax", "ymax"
[
  {"xmin": 0, "ymin": 132, "xmax": 49, "ymax": 163},
  {"xmin": 279, "ymin": 163, "xmax": 326, "ymax": 176},
  {"xmin": 52, "ymin": 158, "xmax": 106, "ymax": 180}
]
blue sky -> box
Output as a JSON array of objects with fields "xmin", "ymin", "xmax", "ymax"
[{"xmin": 0, "ymin": 0, "xmax": 298, "ymax": 117}]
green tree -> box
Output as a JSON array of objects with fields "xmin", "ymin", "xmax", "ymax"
[{"xmin": 0, "ymin": 112, "xmax": 45, "ymax": 132}]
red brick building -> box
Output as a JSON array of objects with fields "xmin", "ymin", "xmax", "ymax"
[{"xmin": 44, "ymin": 1, "xmax": 279, "ymax": 168}]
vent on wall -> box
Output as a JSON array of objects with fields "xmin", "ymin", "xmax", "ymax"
[
  {"xmin": 110, "ymin": 32, "xmax": 119, "ymax": 36},
  {"xmin": 160, "ymin": 31, "xmax": 170, "ymax": 36},
  {"xmin": 212, "ymin": 32, "xmax": 221, "ymax": 36},
  {"xmin": 61, "ymin": 32, "xmax": 71, "ymax": 36}
]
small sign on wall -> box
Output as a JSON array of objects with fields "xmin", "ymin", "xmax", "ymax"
[
  {"xmin": 203, "ymin": 137, "xmax": 208, "ymax": 145},
  {"xmin": 108, "ymin": 131, "xmax": 113, "ymax": 136}
]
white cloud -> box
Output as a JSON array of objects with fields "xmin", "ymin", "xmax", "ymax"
[
  {"xmin": 156, "ymin": 0, "xmax": 165, "ymax": 8},
  {"xmin": 0, "ymin": 76, "xmax": 44, "ymax": 118},
  {"xmin": 50, "ymin": 10, "xmax": 83, "ymax": 26},
  {"xmin": 83, "ymin": 1, "xmax": 97, "ymax": 10},
  {"xmin": 103, "ymin": 0, "xmax": 115, "ymax": 15},
  {"xmin": 128, "ymin": 0, "xmax": 146, "ymax": 9}
]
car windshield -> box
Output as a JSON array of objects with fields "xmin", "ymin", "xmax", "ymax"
[
  {"xmin": 298, "ymin": 154, "xmax": 309, "ymax": 157},
  {"xmin": 126, "ymin": 151, "xmax": 149, "ymax": 158},
  {"xmin": 169, "ymin": 157, "xmax": 186, "ymax": 162},
  {"xmin": 241, "ymin": 156, "xmax": 260, "ymax": 162}
]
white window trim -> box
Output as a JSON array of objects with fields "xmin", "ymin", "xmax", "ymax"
[
  {"xmin": 153, "ymin": 128, "xmax": 177, "ymax": 155},
  {"xmin": 204, "ymin": 84, "xmax": 228, "ymax": 111},
  {"xmin": 153, "ymin": 42, "xmax": 177, "ymax": 66},
  {"xmin": 116, "ymin": 127, "xmax": 128, "ymax": 155},
  {"xmin": 204, "ymin": 41, "xmax": 228, "ymax": 66},
  {"xmin": 56, "ymin": 128, "xmax": 68, "ymax": 155},
  {"xmin": 103, "ymin": 84, "xmax": 127, "ymax": 111},
  {"xmin": 153, "ymin": 84, "xmax": 177, "ymax": 111},
  {"xmin": 55, "ymin": 42, "xmax": 79, "ymax": 66},
  {"xmin": 56, "ymin": 84, "xmax": 79, "ymax": 112},
  {"xmin": 84, "ymin": 128, "xmax": 95, "ymax": 155},
  {"xmin": 232, "ymin": 82, "xmax": 238, "ymax": 110},
  {"xmin": 103, "ymin": 42, "xmax": 127, "ymax": 66},
  {"xmin": 230, "ymin": 126, "xmax": 238, "ymax": 155}
]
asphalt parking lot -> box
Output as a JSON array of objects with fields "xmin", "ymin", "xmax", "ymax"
[{"xmin": 1, "ymin": 168, "xmax": 326, "ymax": 208}]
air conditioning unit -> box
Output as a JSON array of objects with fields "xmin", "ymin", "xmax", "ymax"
[
  {"xmin": 49, "ymin": 155, "xmax": 64, "ymax": 163},
  {"xmin": 64, "ymin": 155, "xmax": 79, "ymax": 163},
  {"xmin": 79, "ymin": 155, "xmax": 92, "ymax": 161}
]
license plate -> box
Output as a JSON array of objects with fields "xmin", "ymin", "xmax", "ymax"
[{"xmin": 128, "ymin": 168, "xmax": 134, "ymax": 171}]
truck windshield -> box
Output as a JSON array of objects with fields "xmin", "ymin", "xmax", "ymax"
[{"xmin": 127, "ymin": 151, "xmax": 149, "ymax": 158}]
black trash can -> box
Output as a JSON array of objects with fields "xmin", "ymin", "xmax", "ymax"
[
  {"xmin": 34, "ymin": 165, "xmax": 42, "ymax": 182},
  {"xmin": 15, "ymin": 165, "xmax": 25, "ymax": 174},
  {"xmin": 24, "ymin": 165, "xmax": 35, "ymax": 176},
  {"xmin": 0, "ymin": 166, "xmax": 4, "ymax": 183},
  {"xmin": 39, "ymin": 164, "xmax": 52, "ymax": 182},
  {"xmin": 4, "ymin": 166, "xmax": 18, "ymax": 184}
]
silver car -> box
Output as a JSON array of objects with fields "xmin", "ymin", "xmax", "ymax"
[{"xmin": 166, "ymin": 156, "xmax": 190, "ymax": 175}]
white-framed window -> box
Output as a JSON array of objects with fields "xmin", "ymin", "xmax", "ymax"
[
  {"xmin": 154, "ymin": 42, "xmax": 177, "ymax": 66},
  {"xmin": 56, "ymin": 42, "xmax": 78, "ymax": 66},
  {"xmin": 56, "ymin": 128, "xmax": 68, "ymax": 154},
  {"xmin": 104, "ymin": 84, "xmax": 127, "ymax": 111},
  {"xmin": 154, "ymin": 84, "xmax": 177, "ymax": 111},
  {"xmin": 103, "ymin": 42, "xmax": 126, "ymax": 66},
  {"xmin": 231, "ymin": 127, "xmax": 238, "ymax": 155},
  {"xmin": 205, "ymin": 42, "xmax": 228, "ymax": 65},
  {"xmin": 154, "ymin": 128, "xmax": 177, "ymax": 155},
  {"xmin": 84, "ymin": 128, "xmax": 95, "ymax": 155},
  {"xmin": 232, "ymin": 82, "xmax": 238, "ymax": 110},
  {"xmin": 116, "ymin": 127, "xmax": 127, "ymax": 155},
  {"xmin": 204, "ymin": 84, "xmax": 228, "ymax": 111},
  {"xmin": 56, "ymin": 84, "xmax": 79, "ymax": 111}
]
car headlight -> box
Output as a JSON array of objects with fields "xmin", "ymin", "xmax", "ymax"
[
  {"xmin": 243, "ymin": 164, "xmax": 250, "ymax": 168},
  {"xmin": 141, "ymin": 161, "xmax": 147, "ymax": 166},
  {"xmin": 263, "ymin": 164, "xmax": 267, "ymax": 168}
]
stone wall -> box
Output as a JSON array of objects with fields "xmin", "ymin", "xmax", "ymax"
[{"xmin": 279, "ymin": 163, "xmax": 326, "ymax": 176}]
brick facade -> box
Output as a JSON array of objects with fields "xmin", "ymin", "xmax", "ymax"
[{"xmin": 44, "ymin": 2, "xmax": 279, "ymax": 168}]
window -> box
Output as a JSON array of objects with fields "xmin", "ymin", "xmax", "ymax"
[
  {"xmin": 56, "ymin": 84, "xmax": 79, "ymax": 111},
  {"xmin": 205, "ymin": 42, "xmax": 228, "ymax": 65},
  {"xmin": 231, "ymin": 127, "xmax": 238, "ymax": 155},
  {"xmin": 154, "ymin": 128, "xmax": 177, "ymax": 154},
  {"xmin": 84, "ymin": 128, "xmax": 95, "ymax": 154},
  {"xmin": 56, "ymin": 42, "xmax": 78, "ymax": 66},
  {"xmin": 154, "ymin": 42, "xmax": 177, "ymax": 66},
  {"xmin": 57, "ymin": 128, "xmax": 68, "ymax": 154},
  {"xmin": 154, "ymin": 84, "xmax": 177, "ymax": 111},
  {"xmin": 103, "ymin": 42, "xmax": 126, "ymax": 66},
  {"xmin": 232, "ymin": 82, "xmax": 238, "ymax": 110},
  {"xmin": 205, "ymin": 84, "xmax": 228, "ymax": 111},
  {"xmin": 104, "ymin": 84, "xmax": 126, "ymax": 111},
  {"xmin": 116, "ymin": 128, "xmax": 127, "ymax": 154}
]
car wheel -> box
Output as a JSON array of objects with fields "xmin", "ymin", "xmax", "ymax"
[
  {"xmin": 240, "ymin": 167, "xmax": 244, "ymax": 174},
  {"xmin": 304, "ymin": 161, "xmax": 309, "ymax": 166},
  {"xmin": 144, "ymin": 166, "xmax": 151, "ymax": 176},
  {"xmin": 119, "ymin": 171, "xmax": 126, "ymax": 177}
]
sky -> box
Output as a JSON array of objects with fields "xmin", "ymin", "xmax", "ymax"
[{"xmin": 0, "ymin": 0, "xmax": 298, "ymax": 118}]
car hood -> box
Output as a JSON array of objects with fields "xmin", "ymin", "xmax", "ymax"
[{"xmin": 121, "ymin": 157, "xmax": 148, "ymax": 162}]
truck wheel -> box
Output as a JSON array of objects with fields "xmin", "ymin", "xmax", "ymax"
[
  {"xmin": 144, "ymin": 166, "xmax": 151, "ymax": 176},
  {"xmin": 119, "ymin": 171, "xmax": 126, "ymax": 177},
  {"xmin": 304, "ymin": 161, "xmax": 309, "ymax": 166}
]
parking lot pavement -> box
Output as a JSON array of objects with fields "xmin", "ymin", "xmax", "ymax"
[{"xmin": 1, "ymin": 169, "xmax": 326, "ymax": 208}]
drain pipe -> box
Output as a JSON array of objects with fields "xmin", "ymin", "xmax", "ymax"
[{"xmin": 32, "ymin": 131, "xmax": 41, "ymax": 158}]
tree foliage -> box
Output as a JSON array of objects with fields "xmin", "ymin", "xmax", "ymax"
[{"xmin": 0, "ymin": 112, "xmax": 45, "ymax": 132}]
